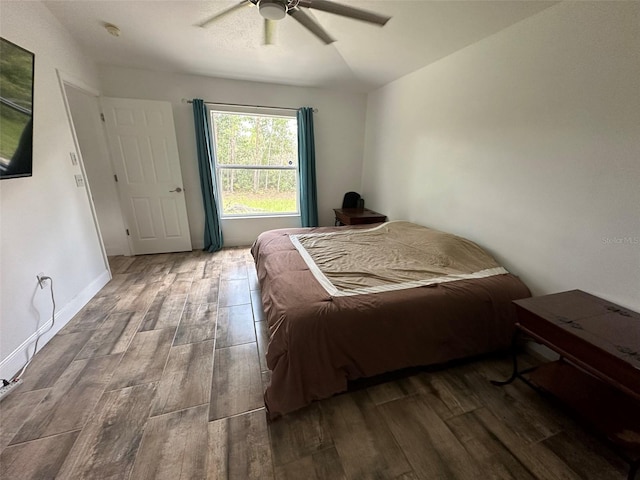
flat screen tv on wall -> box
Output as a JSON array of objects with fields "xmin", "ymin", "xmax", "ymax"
[{"xmin": 0, "ymin": 38, "xmax": 34, "ymax": 180}]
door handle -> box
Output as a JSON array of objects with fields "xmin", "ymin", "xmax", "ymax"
[{"xmin": 169, "ymin": 187, "xmax": 183, "ymax": 193}]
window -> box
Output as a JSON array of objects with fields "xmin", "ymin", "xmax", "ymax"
[{"xmin": 210, "ymin": 110, "xmax": 299, "ymax": 217}]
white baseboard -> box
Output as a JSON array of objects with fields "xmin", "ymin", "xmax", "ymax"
[{"xmin": 0, "ymin": 269, "xmax": 111, "ymax": 381}]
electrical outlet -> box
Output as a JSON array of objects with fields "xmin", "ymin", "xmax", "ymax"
[
  {"xmin": 74, "ymin": 174, "xmax": 85, "ymax": 188},
  {"xmin": 0, "ymin": 379, "xmax": 23, "ymax": 401}
]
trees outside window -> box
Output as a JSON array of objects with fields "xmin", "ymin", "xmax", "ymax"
[{"xmin": 211, "ymin": 111, "xmax": 299, "ymax": 217}]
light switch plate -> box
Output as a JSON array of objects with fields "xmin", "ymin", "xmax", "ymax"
[{"xmin": 70, "ymin": 152, "xmax": 78, "ymax": 165}]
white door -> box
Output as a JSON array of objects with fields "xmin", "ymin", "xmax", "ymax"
[{"xmin": 101, "ymin": 97, "xmax": 192, "ymax": 255}]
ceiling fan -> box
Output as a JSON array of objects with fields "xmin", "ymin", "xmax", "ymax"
[{"xmin": 198, "ymin": 0, "xmax": 391, "ymax": 45}]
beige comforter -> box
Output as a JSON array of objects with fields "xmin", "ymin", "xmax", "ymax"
[{"xmin": 290, "ymin": 221, "xmax": 506, "ymax": 296}]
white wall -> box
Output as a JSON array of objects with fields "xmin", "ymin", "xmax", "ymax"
[
  {"xmin": 97, "ymin": 67, "xmax": 368, "ymax": 246},
  {"xmin": 0, "ymin": 2, "xmax": 110, "ymax": 378},
  {"xmin": 362, "ymin": 2, "xmax": 640, "ymax": 311}
]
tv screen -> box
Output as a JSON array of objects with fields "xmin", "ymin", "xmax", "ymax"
[{"xmin": 0, "ymin": 38, "xmax": 34, "ymax": 180}]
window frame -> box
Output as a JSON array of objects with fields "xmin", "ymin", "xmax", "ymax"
[{"xmin": 208, "ymin": 106, "xmax": 300, "ymax": 219}]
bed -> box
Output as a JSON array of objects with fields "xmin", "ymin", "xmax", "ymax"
[{"xmin": 251, "ymin": 221, "xmax": 530, "ymax": 417}]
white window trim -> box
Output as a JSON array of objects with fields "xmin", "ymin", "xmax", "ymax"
[{"xmin": 208, "ymin": 106, "xmax": 300, "ymax": 219}]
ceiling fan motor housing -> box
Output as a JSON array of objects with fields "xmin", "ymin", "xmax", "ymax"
[{"xmin": 258, "ymin": 0, "xmax": 288, "ymax": 20}]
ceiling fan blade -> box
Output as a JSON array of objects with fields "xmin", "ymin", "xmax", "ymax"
[
  {"xmin": 298, "ymin": 0, "xmax": 390, "ymax": 26},
  {"xmin": 289, "ymin": 8, "xmax": 335, "ymax": 44},
  {"xmin": 198, "ymin": 0, "xmax": 252, "ymax": 28},
  {"xmin": 264, "ymin": 18, "xmax": 276, "ymax": 45}
]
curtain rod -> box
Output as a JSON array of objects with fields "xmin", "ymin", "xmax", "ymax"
[{"xmin": 181, "ymin": 98, "xmax": 317, "ymax": 113}]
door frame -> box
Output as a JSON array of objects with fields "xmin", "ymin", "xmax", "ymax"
[{"xmin": 56, "ymin": 70, "xmax": 130, "ymax": 266}]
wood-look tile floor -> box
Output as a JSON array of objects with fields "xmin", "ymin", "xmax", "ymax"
[{"xmin": 0, "ymin": 248, "xmax": 629, "ymax": 479}]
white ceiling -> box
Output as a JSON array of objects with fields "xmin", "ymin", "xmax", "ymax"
[{"xmin": 44, "ymin": 0, "xmax": 557, "ymax": 92}]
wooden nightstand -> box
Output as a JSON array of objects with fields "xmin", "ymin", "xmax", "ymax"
[
  {"xmin": 492, "ymin": 290, "xmax": 640, "ymax": 479},
  {"xmin": 333, "ymin": 208, "xmax": 386, "ymax": 226}
]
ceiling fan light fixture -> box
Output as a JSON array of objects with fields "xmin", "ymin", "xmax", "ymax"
[{"xmin": 258, "ymin": 0, "xmax": 287, "ymax": 21}]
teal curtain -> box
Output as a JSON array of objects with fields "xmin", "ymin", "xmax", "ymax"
[
  {"xmin": 297, "ymin": 107, "xmax": 318, "ymax": 227},
  {"xmin": 192, "ymin": 99, "xmax": 223, "ymax": 252}
]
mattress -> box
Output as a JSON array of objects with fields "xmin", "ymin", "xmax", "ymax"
[{"xmin": 251, "ymin": 221, "xmax": 530, "ymax": 417}]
